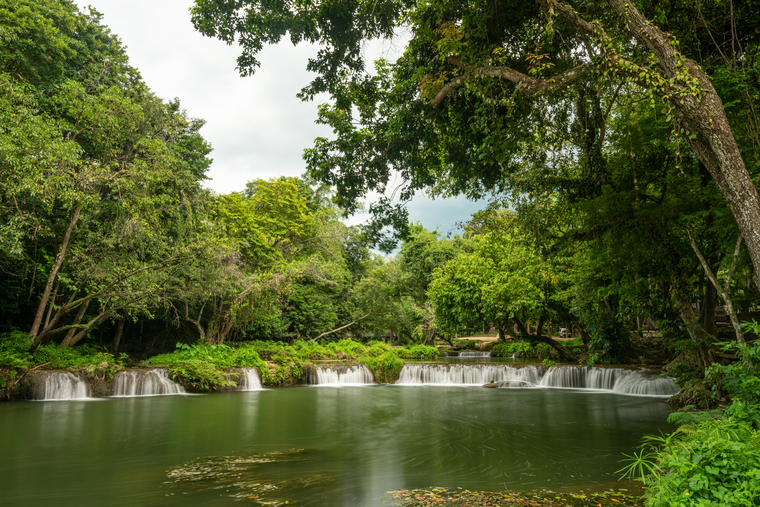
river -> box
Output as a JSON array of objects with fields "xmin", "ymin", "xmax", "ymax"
[{"xmin": 0, "ymin": 384, "xmax": 672, "ymax": 506}]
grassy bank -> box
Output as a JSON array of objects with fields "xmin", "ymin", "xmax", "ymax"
[
  {"xmin": 145, "ymin": 339, "xmax": 439, "ymax": 390},
  {"xmin": 1, "ymin": 331, "xmax": 124, "ymax": 397}
]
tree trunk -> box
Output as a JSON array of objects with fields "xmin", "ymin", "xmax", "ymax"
[
  {"xmin": 61, "ymin": 300, "xmax": 91, "ymax": 346},
  {"xmin": 703, "ymin": 282, "xmax": 717, "ymax": 337},
  {"xmin": 43, "ymin": 280, "xmax": 60, "ymax": 331},
  {"xmin": 601, "ymin": 0, "xmax": 760, "ymax": 290},
  {"xmin": 513, "ymin": 319, "xmax": 578, "ymax": 363},
  {"xmin": 110, "ymin": 316, "xmax": 126, "ymax": 355},
  {"xmin": 531, "ymin": 334, "xmax": 579, "ymax": 363},
  {"xmin": 63, "ymin": 309, "xmax": 114, "ymax": 347},
  {"xmin": 185, "ymin": 302, "xmax": 206, "ymax": 342},
  {"xmin": 674, "ymin": 297, "xmax": 716, "ymax": 368},
  {"xmin": 687, "ymin": 228, "xmax": 745, "ymax": 344},
  {"xmin": 30, "ymin": 206, "xmax": 81, "ymax": 338}
]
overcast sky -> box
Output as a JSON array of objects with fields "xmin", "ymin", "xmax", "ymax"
[{"xmin": 74, "ymin": 0, "xmax": 485, "ymax": 235}]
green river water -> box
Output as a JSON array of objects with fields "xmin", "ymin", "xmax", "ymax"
[{"xmin": 0, "ymin": 386, "xmax": 672, "ymax": 506}]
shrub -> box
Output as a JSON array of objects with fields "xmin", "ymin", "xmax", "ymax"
[
  {"xmin": 395, "ymin": 344, "xmax": 439, "ymax": 360},
  {"xmin": 148, "ymin": 342, "xmax": 266, "ymax": 369},
  {"xmin": 623, "ymin": 418, "xmax": 760, "ymax": 507},
  {"xmin": 33, "ymin": 343, "xmax": 123, "ymax": 380},
  {"xmin": 0, "ymin": 331, "xmax": 33, "ymax": 370},
  {"xmin": 168, "ymin": 361, "xmax": 233, "ymax": 392},
  {"xmin": 361, "ymin": 352, "xmax": 404, "ymax": 383},
  {"xmin": 492, "ymin": 341, "xmax": 550, "ymax": 359},
  {"xmin": 0, "ymin": 331, "xmax": 34, "ymax": 391},
  {"xmin": 366, "ymin": 342, "xmax": 392, "ymax": 357}
]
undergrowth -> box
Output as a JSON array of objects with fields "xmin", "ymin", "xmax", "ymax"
[
  {"xmin": 0, "ymin": 330, "xmax": 124, "ymax": 394},
  {"xmin": 492, "ymin": 341, "xmax": 551, "ymax": 359},
  {"xmin": 144, "ymin": 339, "xmax": 436, "ymax": 388},
  {"xmin": 622, "ymin": 321, "xmax": 760, "ymax": 506}
]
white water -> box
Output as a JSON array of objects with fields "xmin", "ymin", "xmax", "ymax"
[
  {"xmin": 239, "ymin": 368, "xmax": 263, "ymax": 391},
  {"xmin": 539, "ymin": 365, "xmax": 677, "ymax": 395},
  {"xmin": 396, "ymin": 364, "xmax": 678, "ymax": 396},
  {"xmin": 396, "ymin": 364, "xmax": 544, "ymax": 386},
  {"xmin": 38, "ymin": 372, "xmax": 89, "ymax": 400},
  {"xmin": 613, "ymin": 371, "xmax": 679, "ymax": 396},
  {"xmin": 540, "ymin": 365, "xmax": 633, "ymax": 390},
  {"xmin": 112, "ymin": 369, "xmax": 185, "ymax": 396},
  {"xmin": 458, "ymin": 351, "xmax": 492, "ymax": 357},
  {"xmin": 314, "ymin": 365, "xmax": 375, "ymax": 385}
]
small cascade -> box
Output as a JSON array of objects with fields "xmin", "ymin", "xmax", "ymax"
[
  {"xmin": 396, "ymin": 364, "xmax": 543, "ymax": 386},
  {"xmin": 312, "ymin": 364, "xmax": 374, "ymax": 385},
  {"xmin": 613, "ymin": 372, "xmax": 679, "ymax": 396},
  {"xmin": 112, "ymin": 369, "xmax": 185, "ymax": 396},
  {"xmin": 37, "ymin": 372, "xmax": 89, "ymax": 400},
  {"xmin": 540, "ymin": 366, "xmax": 632, "ymax": 390},
  {"xmin": 239, "ymin": 368, "xmax": 263, "ymax": 391},
  {"xmin": 396, "ymin": 363, "xmax": 677, "ymax": 397},
  {"xmin": 458, "ymin": 351, "xmax": 492, "ymax": 357},
  {"xmin": 539, "ymin": 365, "xmax": 677, "ymax": 396}
]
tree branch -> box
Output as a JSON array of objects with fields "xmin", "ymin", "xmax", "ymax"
[
  {"xmin": 686, "ymin": 226, "xmax": 744, "ymax": 344},
  {"xmin": 431, "ymin": 58, "xmax": 591, "ymax": 108},
  {"xmin": 313, "ymin": 313, "xmax": 373, "ymax": 341}
]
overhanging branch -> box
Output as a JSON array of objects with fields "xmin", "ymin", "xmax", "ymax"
[{"xmin": 431, "ymin": 58, "xmax": 591, "ymax": 108}]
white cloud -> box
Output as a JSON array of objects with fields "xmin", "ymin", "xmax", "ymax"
[{"xmin": 76, "ymin": 0, "xmax": 486, "ymax": 233}]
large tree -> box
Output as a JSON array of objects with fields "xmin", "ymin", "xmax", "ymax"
[
  {"xmin": 191, "ymin": 0, "xmax": 760, "ymax": 287},
  {"xmin": 0, "ymin": 0, "xmax": 213, "ymax": 346}
]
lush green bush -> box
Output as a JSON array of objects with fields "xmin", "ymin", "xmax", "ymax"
[
  {"xmin": 707, "ymin": 331, "xmax": 760, "ymax": 424},
  {"xmin": 168, "ymin": 361, "xmax": 234, "ymax": 392},
  {"xmin": 366, "ymin": 341, "xmax": 392, "ymax": 357},
  {"xmin": 492, "ymin": 341, "xmax": 550, "ymax": 359},
  {"xmin": 147, "ymin": 342, "xmax": 266, "ymax": 369},
  {"xmin": 0, "ymin": 331, "xmax": 34, "ymax": 390},
  {"xmin": 0, "ymin": 331, "xmax": 33, "ymax": 370},
  {"xmin": 146, "ymin": 342, "xmax": 271, "ymax": 390},
  {"xmin": 395, "ymin": 344, "xmax": 439, "ymax": 360},
  {"xmin": 631, "ymin": 322, "xmax": 760, "ymax": 505},
  {"xmin": 624, "ymin": 418, "xmax": 760, "ymax": 507},
  {"xmin": 360, "ymin": 351, "xmax": 404, "ymax": 383},
  {"xmin": 561, "ymin": 337, "xmax": 584, "ymax": 348},
  {"xmin": 32, "ymin": 343, "xmax": 123, "ymax": 380}
]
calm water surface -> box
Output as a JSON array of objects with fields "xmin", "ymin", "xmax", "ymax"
[{"xmin": 0, "ymin": 386, "xmax": 672, "ymax": 506}]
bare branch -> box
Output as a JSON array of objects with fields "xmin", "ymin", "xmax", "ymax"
[{"xmin": 313, "ymin": 313, "xmax": 373, "ymax": 341}]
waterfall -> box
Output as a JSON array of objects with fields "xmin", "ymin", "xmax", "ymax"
[
  {"xmin": 312, "ymin": 365, "xmax": 375, "ymax": 385},
  {"xmin": 239, "ymin": 368, "xmax": 263, "ymax": 391},
  {"xmin": 395, "ymin": 364, "xmax": 677, "ymax": 396},
  {"xmin": 613, "ymin": 372, "xmax": 679, "ymax": 396},
  {"xmin": 458, "ymin": 351, "xmax": 492, "ymax": 357},
  {"xmin": 396, "ymin": 364, "xmax": 543, "ymax": 386},
  {"xmin": 540, "ymin": 365, "xmax": 677, "ymax": 396},
  {"xmin": 38, "ymin": 372, "xmax": 89, "ymax": 400},
  {"xmin": 540, "ymin": 366, "xmax": 633, "ymax": 390},
  {"xmin": 112, "ymin": 369, "xmax": 185, "ymax": 396}
]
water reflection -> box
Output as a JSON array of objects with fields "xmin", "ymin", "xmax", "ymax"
[{"xmin": 0, "ymin": 386, "xmax": 671, "ymax": 506}]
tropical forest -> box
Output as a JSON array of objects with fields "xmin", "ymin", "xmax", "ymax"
[{"xmin": 2, "ymin": 0, "xmax": 760, "ymax": 505}]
